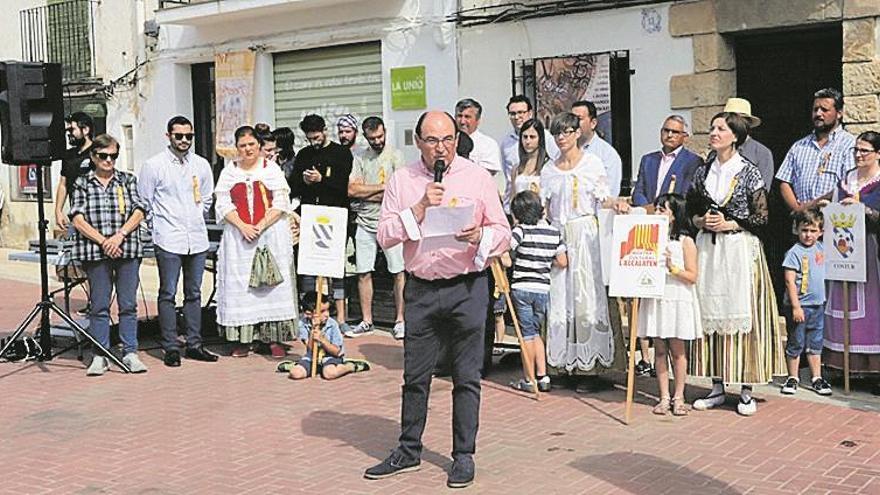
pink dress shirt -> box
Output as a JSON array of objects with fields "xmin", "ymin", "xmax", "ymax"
[
  {"xmin": 377, "ymin": 155, "xmax": 511, "ymax": 280},
  {"xmin": 655, "ymin": 146, "xmax": 681, "ymax": 195}
]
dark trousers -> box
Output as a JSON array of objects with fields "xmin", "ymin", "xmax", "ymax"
[
  {"xmin": 398, "ymin": 272, "xmax": 488, "ymax": 461},
  {"xmin": 155, "ymin": 247, "xmax": 207, "ymax": 352}
]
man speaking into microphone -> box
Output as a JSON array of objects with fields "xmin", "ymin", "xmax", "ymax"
[{"xmin": 365, "ymin": 111, "xmax": 510, "ymax": 488}]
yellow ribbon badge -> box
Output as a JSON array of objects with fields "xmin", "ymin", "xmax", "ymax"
[
  {"xmin": 192, "ymin": 176, "xmax": 201, "ymax": 204},
  {"xmin": 116, "ymin": 186, "xmax": 126, "ymax": 216}
]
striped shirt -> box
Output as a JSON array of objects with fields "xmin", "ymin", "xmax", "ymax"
[
  {"xmin": 510, "ymin": 221, "xmax": 565, "ymax": 293},
  {"xmin": 775, "ymin": 126, "xmax": 855, "ymax": 202}
]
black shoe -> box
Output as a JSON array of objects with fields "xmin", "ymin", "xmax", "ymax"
[
  {"xmin": 164, "ymin": 350, "xmax": 181, "ymax": 367},
  {"xmin": 185, "ymin": 346, "xmax": 219, "ymax": 362},
  {"xmin": 635, "ymin": 360, "xmax": 652, "ymax": 377},
  {"xmin": 364, "ymin": 451, "xmax": 420, "ymax": 480},
  {"xmin": 811, "ymin": 377, "xmax": 832, "ymax": 396},
  {"xmin": 447, "ymin": 456, "xmax": 475, "ymax": 489}
]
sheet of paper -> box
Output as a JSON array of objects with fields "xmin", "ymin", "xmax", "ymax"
[{"xmin": 422, "ymin": 204, "xmax": 475, "ymax": 238}]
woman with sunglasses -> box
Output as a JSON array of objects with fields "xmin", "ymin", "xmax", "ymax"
[
  {"xmin": 214, "ymin": 126, "xmax": 298, "ymax": 358},
  {"xmin": 540, "ymin": 112, "xmax": 623, "ymax": 389},
  {"xmin": 819, "ymin": 131, "xmax": 880, "ymax": 395},
  {"xmin": 69, "ymin": 134, "xmax": 147, "ymax": 376}
]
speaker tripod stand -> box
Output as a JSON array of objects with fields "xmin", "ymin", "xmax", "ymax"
[{"xmin": 0, "ymin": 161, "xmax": 130, "ymax": 372}]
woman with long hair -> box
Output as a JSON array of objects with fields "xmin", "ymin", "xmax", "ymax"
[{"xmin": 507, "ymin": 119, "xmax": 550, "ymax": 206}]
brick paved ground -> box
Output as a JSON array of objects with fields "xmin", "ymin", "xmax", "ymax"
[{"xmin": 1, "ymin": 272, "xmax": 880, "ymax": 494}]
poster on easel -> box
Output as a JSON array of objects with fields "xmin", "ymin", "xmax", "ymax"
[
  {"xmin": 215, "ymin": 51, "xmax": 256, "ymax": 159},
  {"xmin": 824, "ymin": 202, "xmax": 866, "ymax": 283},
  {"xmin": 608, "ymin": 214, "xmax": 668, "ymax": 299},
  {"xmin": 297, "ymin": 205, "xmax": 348, "ymax": 279}
]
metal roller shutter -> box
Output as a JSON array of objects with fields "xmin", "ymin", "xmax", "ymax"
[{"xmin": 273, "ymin": 41, "xmax": 382, "ymax": 147}]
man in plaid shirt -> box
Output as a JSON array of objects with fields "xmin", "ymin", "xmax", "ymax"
[
  {"xmin": 776, "ymin": 88, "xmax": 855, "ymax": 211},
  {"xmin": 70, "ymin": 134, "xmax": 147, "ymax": 376}
]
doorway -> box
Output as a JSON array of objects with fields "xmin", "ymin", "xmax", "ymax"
[{"xmin": 735, "ymin": 25, "xmax": 843, "ymax": 167}]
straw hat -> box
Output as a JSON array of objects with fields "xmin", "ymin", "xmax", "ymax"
[{"xmin": 723, "ymin": 98, "xmax": 762, "ymax": 128}]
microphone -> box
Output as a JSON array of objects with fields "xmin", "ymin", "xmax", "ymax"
[{"xmin": 433, "ymin": 159, "xmax": 446, "ymax": 183}]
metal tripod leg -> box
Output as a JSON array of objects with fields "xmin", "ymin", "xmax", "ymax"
[
  {"xmin": 48, "ymin": 302, "xmax": 130, "ymax": 372},
  {"xmin": 0, "ymin": 304, "xmax": 42, "ymax": 360}
]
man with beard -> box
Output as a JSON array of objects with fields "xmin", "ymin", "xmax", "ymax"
[
  {"xmin": 776, "ymin": 88, "xmax": 855, "ymax": 212},
  {"xmin": 337, "ymin": 114, "xmax": 360, "ymax": 155},
  {"xmin": 138, "ymin": 116, "xmax": 219, "ymax": 367},
  {"xmin": 346, "ymin": 116, "xmax": 406, "ymax": 339},
  {"xmin": 291, "ymin": 114, "xmax": 354, "ymax": 333},
  {"xmin": 55, "ymin": 112, "xmax": 94, "ymax": 231}
]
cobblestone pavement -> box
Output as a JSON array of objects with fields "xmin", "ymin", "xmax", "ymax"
[{"xmin": 1, "ymin": 274, "xmax": 880, "ymax": 494}]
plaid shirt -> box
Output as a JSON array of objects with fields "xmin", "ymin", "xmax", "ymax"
[
  {"xmin": 775, "ymin": 126, "xmax": 855, "ymax": 202},
  {"xmin": 69, "ymin": 169, "xmax": 146, "ymax": 262}
]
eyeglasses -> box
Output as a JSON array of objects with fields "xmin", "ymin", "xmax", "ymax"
[
  {"xmin": 552, "ymin": 128, "xmax": 577, "ymax": 138},
  {"xmin": 94, "ymin": 152, "xmax": 119, "ymax": 161},
  {"xmin": 661, "ymin": 127, "xmax": 685, "ymax": 136},
  {"xmin": 852, "ymin": 147, "xmax": 876, "ymax": 155},
  {"xmin": 173, "ymin": 133, "xmax": 194, "ymax": 141},
  {"xmin": 421, "ymin": 135, "xmax": 456, "ymax": 147}
]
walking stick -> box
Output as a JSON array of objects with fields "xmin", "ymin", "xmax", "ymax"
[
  {"xmin": 308, "ymin": 276, "xmax": 325, "ymax": 379},
  {"xmin": 843, "ymin": 281, "xmax": 851, "ymax": 394},
  {"xmin": 490, "ymin": 259, "xmax": 540, "ymax": 401},
  {"xmin": 625, "ymin": 298, "xmax": 640, "ymax": 425}
]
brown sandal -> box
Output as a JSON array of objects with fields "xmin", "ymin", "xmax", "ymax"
[
  {"xmin": 652, "ymin": 397, "xmax": 671, "ymax": 415},
  {"xmin": 671, "ymin": 397, "xmax": 690, "ymax": 416}
]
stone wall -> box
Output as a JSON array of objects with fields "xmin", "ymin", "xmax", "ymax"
[{"xmin": 667, "ymin": 0, "xmax": 880, "ymax": 155}]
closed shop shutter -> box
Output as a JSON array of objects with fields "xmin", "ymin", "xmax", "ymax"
[{"xmin": 273, "ymin": 41, "xmax": 382, "ymax": 145}]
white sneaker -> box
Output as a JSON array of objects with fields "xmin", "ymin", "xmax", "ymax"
[
  {"xmin": 737, "ymin": 397, "xmax": 757, "ymax": 416},
  {"xmin": 123, "ymin": 352, "xmax": 148, "ymax": 373},
  {"xmin": 86, "ymin": 356, "xmax": 109, "ymax": 376},
  {"xmin": 692, "ymin": 391, "xmax": 726, "ymax": 411},
  {"xmin": 392, "ymin": 321, "xmax": 405, "ymax": 340}
]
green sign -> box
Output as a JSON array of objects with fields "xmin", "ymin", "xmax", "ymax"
[{"xmin": 390, "ymin": 66, "xmax": 427, "ymax": 110}]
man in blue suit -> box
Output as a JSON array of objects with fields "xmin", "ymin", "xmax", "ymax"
[
  {"xmin": 625, "ymin": 114, "xmax": 703, "ymax": 377},
  {"xmin": 631, "ymin": 115, "xmax": 703, "ymax": 210}
]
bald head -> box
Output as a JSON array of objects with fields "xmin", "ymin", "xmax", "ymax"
[{"xmin": 415, "ymin": 110, "xmax": 458, "ymax": 168}]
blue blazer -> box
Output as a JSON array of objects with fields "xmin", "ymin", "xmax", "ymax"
[{"xmin": 631, "ymin": 148, "xmax": 703, "ymax": 206}]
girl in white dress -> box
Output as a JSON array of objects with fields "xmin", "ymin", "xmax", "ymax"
[{"xmin": 637, "ymin": 193, "xmax": 702, "ymax": 416}]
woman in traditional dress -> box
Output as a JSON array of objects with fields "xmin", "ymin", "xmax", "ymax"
[
  {"xmin": 822, "ymin": 131, "xmax": 880, "ymax": 395},
  {"xmin": 540, "ymin": 112, "xmax": 624, "ymax": 387},
  {"xmin": 687, "ymin": 112, "xmax": 785, "ymax": 416},
  {"xmin": 215, "ymin": 126, "xmax": 297, "ymax": 358}
]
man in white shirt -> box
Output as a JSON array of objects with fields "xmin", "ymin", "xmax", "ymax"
[
  {"xmin": 138, "ymin": 116, "xmax": 219, "ymax": 367},
  {"xmin": 571, "ymin": 100, "xmax": 623, "ymax": 197},
  {"xmin": 455, "ymin": 98, "xmax": 502, "ymax": 175},
  {"xmin": 499, "ymin": 95, "xmax": 559, "ymax": 211}
]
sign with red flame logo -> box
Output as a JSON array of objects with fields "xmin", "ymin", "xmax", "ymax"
[{"xmin": 609, "ymin": 215, "xmax": 668, "ymax": 298}]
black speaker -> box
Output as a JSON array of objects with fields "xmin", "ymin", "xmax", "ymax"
[{"xmin": 0, "ymin": 61, "xmax": 65, "ymax": 165}]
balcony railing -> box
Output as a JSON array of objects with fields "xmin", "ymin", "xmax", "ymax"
[{"xmin": 20, "ymin": 0, "xmax": 97, "ymax": 83}]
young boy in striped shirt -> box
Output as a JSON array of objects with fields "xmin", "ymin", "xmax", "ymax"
[{"xmin": 509, "ymin": 191, "xmax": 567, "ymax": 393}]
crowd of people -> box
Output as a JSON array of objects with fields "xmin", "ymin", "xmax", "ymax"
[
  {"xmin": 57, "ymin": 90, "xmax": 878, "ymax": 403},
  {"xmin": 51, "ymin": 86, "xmax": 880, "ymax": 488}
]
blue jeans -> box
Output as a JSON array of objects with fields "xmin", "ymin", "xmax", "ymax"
[
  {"xmin": 155, "ymin": 247, "xmax": 207, "ymax": 351},
  {"xmin": 784, "ymin": 304, "xmax": 825, "ymax": 357},
  {"xmin": 511, "ymin": 289, "xmax": 548, "ymax": 341},
  {"xmin": 83, "ymin": 257, "xmax": 141, "ymax": 354}
]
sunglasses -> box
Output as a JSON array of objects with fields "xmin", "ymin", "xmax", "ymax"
[
  {"xmin": 95, "ymin": 152, "xmax": 119, "ymax": 161},
  {"xmin": 173, "ymin": 133, "xmax": 194, "ymax": 141}
]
